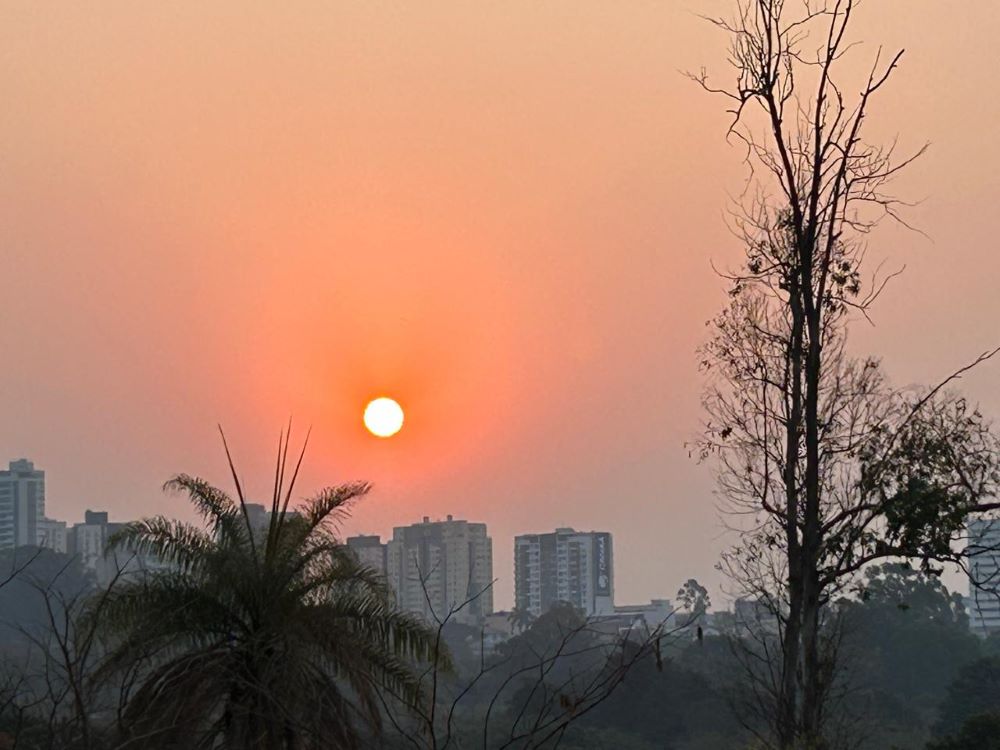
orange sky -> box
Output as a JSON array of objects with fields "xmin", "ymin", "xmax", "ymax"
[{"xmin": 2, "ymin": 2, "xmax": 999, "ymax": 608}]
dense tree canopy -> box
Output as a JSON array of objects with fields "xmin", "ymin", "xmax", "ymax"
[{"xmin": 932, "ymin": 656, "xmax": 1000, "ymax": 740}]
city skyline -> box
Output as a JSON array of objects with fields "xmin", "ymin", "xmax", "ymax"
[
  {"xmin": 5, "ymin": 454, "xmax": 646, "ymax": 612},
  {"xmin": 12, "ymin": 448, "xmax": 1000, "ymax": 611},
  {"xmin": 13, "ymin": 453, "xmax": 1000, "ymax": 633}
]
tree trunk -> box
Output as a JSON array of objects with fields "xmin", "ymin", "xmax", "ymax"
[
  {"xmin": 800, "ymin": 269, "xmax": 825, "ymax": 748},
  {"xmin": 778, "ymin": 276, "xmax": 806, "ymax": 750}
]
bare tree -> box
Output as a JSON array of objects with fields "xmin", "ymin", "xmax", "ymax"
[
  {"xmin": 377, "ymin": 572, "xmax": 681, "ymax": 750},
  {"xmin": 0, "ymin": 552, "xmax": 161, "ymax": 750},
  {"xmin": 0, "ymin": 547, "xmax": 42, "ymax": 590},
  {"xmin": 692, "ymin": 2, "xmax": 1000, "ymax": 747}
]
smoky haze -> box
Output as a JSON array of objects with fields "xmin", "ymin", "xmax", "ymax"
[{"xmin": 1, "ymin": 1, "xmax": 998, "ymax": 608}]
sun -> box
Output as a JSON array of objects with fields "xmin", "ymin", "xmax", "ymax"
[{"xmin": 363, "ymin": 397, "xmax": 404, "ymax": 438}]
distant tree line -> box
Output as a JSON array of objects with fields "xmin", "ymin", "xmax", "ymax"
[{"xmin": 3, "ymin": 532, "xmax": 999, "ymax": 749}]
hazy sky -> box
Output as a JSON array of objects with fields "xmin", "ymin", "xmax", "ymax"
[{"xmin": 3, "ymin": 2, "xmax": 999, "ymax": 608}]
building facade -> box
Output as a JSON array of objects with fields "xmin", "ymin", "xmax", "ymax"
[
  {"xmin": 36, "ymin": 516, "xmax": 68, "ymax": 554},
  {"xmin": 244, "ymin": 503, "xmax": 270, "ymax": 531},
  {"xmin": 386, "ymin": 516, "xmax": 493, "ymax": 625},
  {"xmin": 69, "ymin": 510, "xmax": 125, "ymax": 585},
  {"xmin": 68, "ymin": 510, "xmax": 171, "ymax": 586},
  {"xmin": 0, "ymin": 459, "xmax": 46, "ymax": 550},
  {"xmin": 514, "ymin": 528, "xmax": 614, "ymax": 618},
  {"xmin": 967, "ymin": 517, "xmax": 1000, "ymax": 636},
  {"xmin": 347, "ymin": 535, "xmax": 388, "ymax": 577},
  {"xmin": 613, "ymin": 598, "xmax": 675, "ymax": 629}
]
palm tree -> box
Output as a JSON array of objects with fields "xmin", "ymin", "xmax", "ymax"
[{"xmin": 96, "ymin": 428, "xmax": 440, "ymax": 749}]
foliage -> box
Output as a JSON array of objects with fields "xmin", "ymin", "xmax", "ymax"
[
  {"xmin": 493, "ymin": 602, "xmax": 587, "ymax": 661},
  {"xmin": 578, "ymin": 638, "xmax": 743, "ymax": 749},
  {"xmin": 931, "ymin": 656, "xmax": 1000, "ymax": 739},
  {"xmin": 847, "ymin": 564, "xmax": 969, "ymax": 628},
  {"xmin": 507, "ymin": 607, "xmax": 535, "ymax": 635},
  {"xmin": 835, "ymin": 565, "xmax": 981, "ymax": 748},
  {"xmin": 676, "ymin": 579, "xmax": 711, "ymax": 621},
  {"xmin": 380, "ymin": 593, "xmax": 684, "ymax": 750},
  {"xmin": 926, "ymin": 713, "xmax": 1000, "ymax": 750}
]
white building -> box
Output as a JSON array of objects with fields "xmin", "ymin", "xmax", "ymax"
[
  {"xmin": 613, "ymin": 599, "xmax": 675, "ymax": 630},
  {"xmin": 36, "ymin": 517, "xmax": 68, "ymax": 554},
  {"xmin": 514, "ymin": 528, "xmax": 614, "ymax": 618},
  {"xmin": 386, "ymin": 516, "xmax": 493, "ymax": 626},
  {"xmin": 967, "ymin": 517, "xmax": 1000, "ymax": 636},
  {"xmin": 69, "ymin": 510, "xmax": 170, "ymax": 587},
  {"xmin": 0, "ymin": 459, "xmax": 46, "ymax": 550},
  {"xmin": 69, "ymin": 511, "xmax": 117, "ymax": 576}
]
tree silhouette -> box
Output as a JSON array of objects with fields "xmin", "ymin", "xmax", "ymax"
[
  {"xmin": 96, "ymin": 428, "xmax": 438, "ymax": 750},
  {"xmin": 692, "ymin": 2, "xmax": 1000, "ymax": 746}
]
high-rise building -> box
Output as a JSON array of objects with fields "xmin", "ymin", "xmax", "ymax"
[
  {"xmin": 347, "ymin": 535, "xmax": 388, "ymax": 577},
  {"xmin": 69, "ymin": 510, "xmax": 124, "ymax": 585},
  {"xmin": 514, "ymin": 528, "xmax": 614, "ymax": 618},
  {"xmin": 244, "ymin": 503, "xmax": 270, "ymax": 531},
  {"xmin": 239, "ymin": 503, "xmax": 301, "ymax": 537},
  {"xmin": 967, "ymin": 517, "xmax": 1000, "ymax": 636},
  {"xmin": 0, "ymin": 459, "xmax": 46, "ymax": 550},
  {"xmin": 68, "ymin": 510, "xmax": 170, "ymax": 587},
  {"xmin": 70, "ymin": 510, "xmax": 108, "ymax": 562},
  {"xmin": 36, "ymin": 517, "xmax": 68, "ymax": 554},
  {"xmin": 386, "ymin": 516, "xmax": 493, "ymax": 626}
]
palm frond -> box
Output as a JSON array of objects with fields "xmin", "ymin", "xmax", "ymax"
[
  {"xmin": 303, "ymin": 482, "xmax": 371, "ymax": 535},
  {"xmin": 264, "ymin": 422, "xmax": 312, "ymax": 562},
  {"xmin": 162, "ymin": 474, "xmax": 245, "ymax": 542},
  {"xmin": 107, "ymin": 517, "xmax": 214, "ymax": 574}
]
